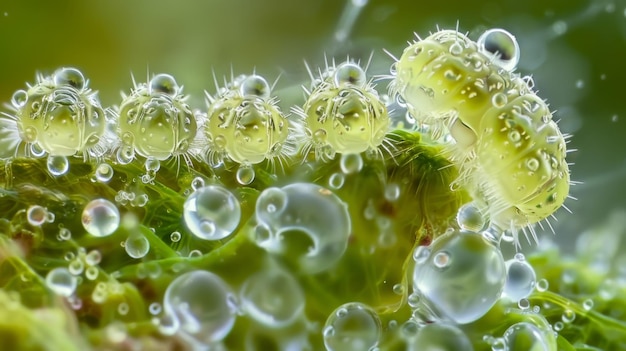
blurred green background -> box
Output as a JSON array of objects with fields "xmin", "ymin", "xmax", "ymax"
[{"xmin": 0, "ymin": 0, "xmax": 625, "ymax": 247}]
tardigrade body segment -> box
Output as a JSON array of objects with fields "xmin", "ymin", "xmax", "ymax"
[
  {"xmin": 294, "ymin": 60, "xmax": 390, "ymax": 161},
  {"xmin": 115, "ymin": 73, "xmax": 197, "ymax": 162},
  {"xmin": 3, "ymin": 68, "xmax": 109, "ymax": 158},
  {"xmin": 390, "ymin": 28, "xmax": 571, "ymax": 241},
  {"xmin": 203, "ymin": 74, "xmax": 292, "ymax": 166}
]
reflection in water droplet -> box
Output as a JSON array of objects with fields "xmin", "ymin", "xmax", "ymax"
[
  {"xmin": 412, "ymin": 230, "xmax": 506, "ymax": 324},
  {"xmin": 503, "ymin": 322, "xmax": 552, "ymax": 351},
  {"xmin": 27, "ymin": 205, "xmax": 48, "ymax": 226},
  {"xmin": 503, "ymin": 256, "xmax": 536, "ymax": 301},
  {"xmin": 95, "ymin": 163, "xmax": 114, "ymax": 182},
  {"xmin": 183, "ymin": 185, "xmax": 241, "ymax": 240},
  {"xmin": 163, "ymin": 270, "xmax": 238, "ymax": 343},
  {"xmin": 47, "ymin": 155, "xmax": 69, "ymax": 176},
  {"xmin": 456, "ymin": 202, "xmax": 485, "ymax": 232},
  {"xmin": 236, "ymin": 165, "xmax": 256, "ymax": 185},
  {"xmin": 125, "ymin": 233, "xmax": 150, "ymax": 259},
  {"xmin": 254, "ymin": 183, "xmax": 351, "ymax": 273},
  {"xmin": 323, "ymin": 302, "xmax": 381, "ymax": 351},
  {"xmin": 340, "ymin": 153, "xmax": 363, "ymax": 174},
  {"xmin": 407, "ymin": 323, "xmax": 473, "ymax": 351}
]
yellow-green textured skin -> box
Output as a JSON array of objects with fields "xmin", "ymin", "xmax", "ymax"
[
  {"xmin": 16, "ymin": 76, "xmax": 106, "ymax": 157},
  {"xmin": 299, "ymin": 67, "xmax": 389, "ymax": 160},
  {"xmin": 391, "ymin": 29, "xmax": 570, "ymax": 229},
  {"xmin": 204, "ymin": 77, "xmax": 290, "ymax": 165},
  {"xmin": 117, "ymin": 84, "xmax": 196, "ymax": 161}
]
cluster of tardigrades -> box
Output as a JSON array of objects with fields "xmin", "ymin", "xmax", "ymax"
[{"xmin": 11, "ymin": 27, "xmax": 575, "ymax": 351}]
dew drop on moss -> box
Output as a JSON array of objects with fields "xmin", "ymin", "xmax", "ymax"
[{"xmin": 125, "ymin": 233, "xmax": 150, "ymax": 258}]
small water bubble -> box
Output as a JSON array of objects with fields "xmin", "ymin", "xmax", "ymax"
[
  {"xmin": 236, "ymin": 165, "xmax": 256, "ymax": 185},
  {"xmin": 11, "ymin": 89, "xmax": 28, "ymax": 109},
  {"xmin": 240, "ymin": 268, "xmax": 304, "ymax": 328},
  {"xmin": 190, "ymin": 177, "xmax": 205, "ymax": 190},
  {"xmin": 45, "ymin": 267, "xmax": 77, "ymax": 297},
  {"xmin": 149, "ymin": 302, "xmax": 162, "ymax": 315},
  {"xmin": 536, "ymin": 279, "xmax": 549, "ymax": 292},
  {"xmin": 456, "ymin": 202, "xmax": 485, "ymax": 232},
  {"xmin": 170, "ymin": 231, "xmax": 182, "ymax": 242},
  {"xmin": 503, "ymin": 321, "xmax": 553, "ymax": 351},
  {"xmin": 383, "ymin": 183, "xmax": 400, "ymax": 202},
  {"xmin": 183, "ymin": 185, "xmax": 241, "ymax": 240},
  {"xmin": 85, "ymin": 266, "xmax": 99, "ymax": 280},
  {"xmin": 408, "ymin": 292, "xmax": 421, "ymax": 308},
  {"xmin": 491, "ymin": 338, "xmax": 506, "ymax": 351},
  {"xmin": 95, "ymin": 163, "xmax": 114, "ymax": 182},
  {"xmin": 553, "ymin": 321, "xmax": 564, "ymax": 332},
  {"xmin": 433, "ymin": 251, "xmax": 451, "ymax": 268},
  {"xmin": 518, "ymin": 298, "xmax": 530, "ymax": 310},
  {"xmin": 82, "ymin": 199, "xmax": 120, "ymax": 237},
  {"xmin": 339, "ymin": 153, "xmax": 363, "ymax": 174},
  {"xmin": 328, "ymin": 172, "xmax": 345, "ymax": 189},
  {"xmin": 552, "ymin": 20, "xmax": 568, "ymax": 36},
  {"xmin": 46, "ymin": 155, "xmax": 69, "ymax": 176},
  {"xmin": 118, "ymin": 302, "xmax": 130, "ymax": 315},
  {"xmin": 58, "ymin": 227, "xmax": 72, "ymax": 241},
  {"xmin": 125, "ymin": 233, "xmax": 150, "ymax": 259},
  {"xmin": 407, "ymin": 323, "xmax": 473, "ymax": 351},
  {"xmin": 583, "ymin": 299, "xmax": 594, "ymax": 311},
  {"xmin": 561, "ymin": 310, "xmax": 575, "ymax": 323},
  {"xmin": 413, "ymin": 246, "xmax": 430, "ymax": 264},
  {"xmin": 69, "ymin": 259, "xmax": 85, "ymax": 275},
  {"xmin": 188, "ymin": 249, "xmax": 202, "ymax": 257},
  {"xmin": 64, "ymin": 252, "xmax": 75, "ymax": 261},
  {"xmin": 116, "ymin": 145, "xmax": 135, "ymax": 164},
  {"xmin": 392, "ymin": 283, "xmax": 404, "ymax": 295},
  {"xmin": 164, "ymin": 270, "xmax": 238, "ymax": 343},
  {"xmin": 575, "ymin": 80, "xmax": 584, "ymax": 89},
  {"xmin": 323, "ymin": 302, "xmax": 381, "ymax": 351},
  {"xmin": 27, "ymin": 205, "xmax": 48, "ymax": 226}
]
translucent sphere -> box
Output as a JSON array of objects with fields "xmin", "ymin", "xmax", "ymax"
[
  {"xmin": 124, "ymin": 233, "xmax": 150, "ymax": 259},
  {"xmin": 45, "ymin": 267, "xmax": 78, "ymax": 297},
  {"xmin": 163, "ymin": 270, "xmax": 238, "ymax": 343},
  {"xmin": 240, "ymin": 268, "xmax": 304, "ymax": 328},
  {"xmin": 339, "ymin": 153, "xmax": 363, "ymax": 174},
  {"xmin": 412, "ymin": 229, "xmax": 506, "ymax": 324},
  {"xmin": 503, "ymin": 255, "xmax": 536, "ymax": 301},
  {"xmin": 82, "ymin": 199, "xmax": 120, "ymax": 237},
  {"xmin": 183, "ymin": 185, "xmax": 241, "ymax": 240},
  {"xmin": 254, "ymin": 183, "xmax": 351, "ymax": 273},
  {"xmin": 503, "ymin": 322, "xmax": 552, "ymax": 351},
  {"xmin": 456, "ymin": 202, "xmax": 486, "ymax": 232},
  {"xmin": 46, "ymin": 155, "xmax": 70, "ymax": 176},
  {"xmin": 407, "ymin": 323, "xmax": 473, "ymax": 351},
  {"xmin": 323, "ymin": 302, "xmax": 381, "ymax": 351}
]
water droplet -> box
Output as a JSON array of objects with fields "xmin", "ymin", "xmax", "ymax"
[
  {"xmin": 150, "ymin": 73, "xmax": 179, "ymax": 96},
  {"xmin": 583, "ymin": 299, "xmax": 594, "ymax": 311},
  {"xmin": 85, "ymin": 266, "xmax": 99, "ymax": 280},
  {"xmin": 11, "ymin": 89, "xmax": 28, "ymax": 109},
  {"xmin": 54, "ymin": 67, "xmax": 86, "ymax": 90},
  {"xmin": 477, "ymin": 28, "xmax": 520, "ymax": 71},
  {"xmin": 46, "ymin": 155, "xmax": 69, "ymax": 176},
  {"xmin": 323, "ymin": 302, "xmax": 381, "ymax": 351},
  {"xmin": 68, "ymin": 259, "xmax": 85, "ymax": 275},
  {"xmin": 328, "ymin": 172, "xmax": 345, "ymax": 189},
  {"xmin": 95, "ymin": 163, "xmax": 114, "ymax": 182},
  {"xmin": 183, "ymin": 185, "xmax": 241, "ymax": 240},
  {"xmin": 518, "ymin": 298, "xmax": 530, "ymax": 310},
  {"xmin": 384, "ymin": 183, "xmax": 400, "ymax": 201},
  {"xmin": 149, "ymin": 302, "xmax": 162, "ymax": 315},
  {"xmin": 408, "ymin": 292, "xmax": 421, "ymax": 308},
  {"xmin": 412, "ymin": 229, "xmax": 506, "ymax": 324},
  {"xmin": 118, "ymin": 302, "xmax": 130, "ymax": 315},
  {"xmin": 45, "ymin": 267, "xmax": 77, "ymax": 297},
  {"xmin": 170, "ymin": 231, "xmax": 182, "ymax": 242},
  {"xmin": 575, "ymin": 80, "xmax": 584, "ymax": 89},
  {"xmin": 503, "ymin": 321, "xmax": 553, "ymax": 351},
  {"xmin": 340, "ymin": 153, "xmax": 363, "ymax": 174},
  {"xmin": 125, "ymin": 233, "xmax": 150, "ymax": 259},
  {"xmin": 240, "ymin": 268, "xmax": 304, "ymax": 328},
  {"xmin": 240, "ymin": 75, "xmax": 271, "ymax": 99},
  {"xmin": 491, "ymin": 92, "xmax": 508, "ymax": 108},
  {"xmin": 254, "ymin": 183, "xmax": 351, "ymax": 273},
  {"xmin": 553, "ymin": 321, "xmax": 564, "ymax": 331},
  {"xmin": 456, "ymin": 202, "xmax": 485, "ymax": 232},
  {"xmin": 58, "ymin": 227, "xmax": 72, "ymax": 241},
  {"xmin": 503, "ymin": 256, "xmax": 536, "ymax": 301},
  {"xmin": 236, "ymin": 165, "xmax": 256, "ymax": 185},
  {"xmin": 144, "ymin": 157, "xmax": 161, "ymax": 173},
  {"xmin": 82, "ymin": 199, "xmax": 121, "ymax": 237},
  {"xmin": 164, "ymin": 270, "xmax": 238, "ymax": 343},
  {"xmin": 27, "ymin": 205, "xmax": 48, "ymax": 226},
  {"xmin": 433, "ymin": 251, "xmax": 451, "ymax": 268},
  {"xmin": 561, "ymin": 310, "xmax": 575, "ymax": 323},
  {"xmin": 536, "ymin": 279, "xmax": 549, "ymax": 292},
  {"xmin": 407, "ymin": 323, "xmax": 473, "ymax": 351},
  {"xmin": 190, "ymin": 177, "xmax": 205, "ymax": 190}
]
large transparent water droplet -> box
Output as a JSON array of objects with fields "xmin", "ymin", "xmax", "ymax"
[
  {"xmin": 240, "ymin": 267, "xmax": 304, "ymax": 328},
  {"xmin": 503, "ymin": 254, "xmax": 536, "ymax": 301},
  {"xmin": 163, "ymin": 270, "xmax": 237, "ymax": 343},
  {"xmin": 254, "ymin": 183, "xmax": 351, "ymax": 273},
  {"xmin": 323, "ymin": 302, "xmax": 381, "ymax": 351},
  {"xmin": 503, "ymin": 322, "xmax": 552, "ymax": 351},
  {"xmin": 412, "ymin": 229, "xmax": 506, "ymax": 324},
  {"xmin": 82, "ymin": 199, "xmax": 120, "ymax": 237},
  {"xmin": 183, "ymin": 185, "xmax": 241, "ymax": 240},
  {"xmin": 46, "ymin": 267, "xmax": 78, "ymax": 297},
  {"xmin": 407, "ymin": 323, "xmax": 473, "ymax": 351},
  {"xmin": 456, "ymin": 202, "xmax": 485, "ymax": 232}
]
